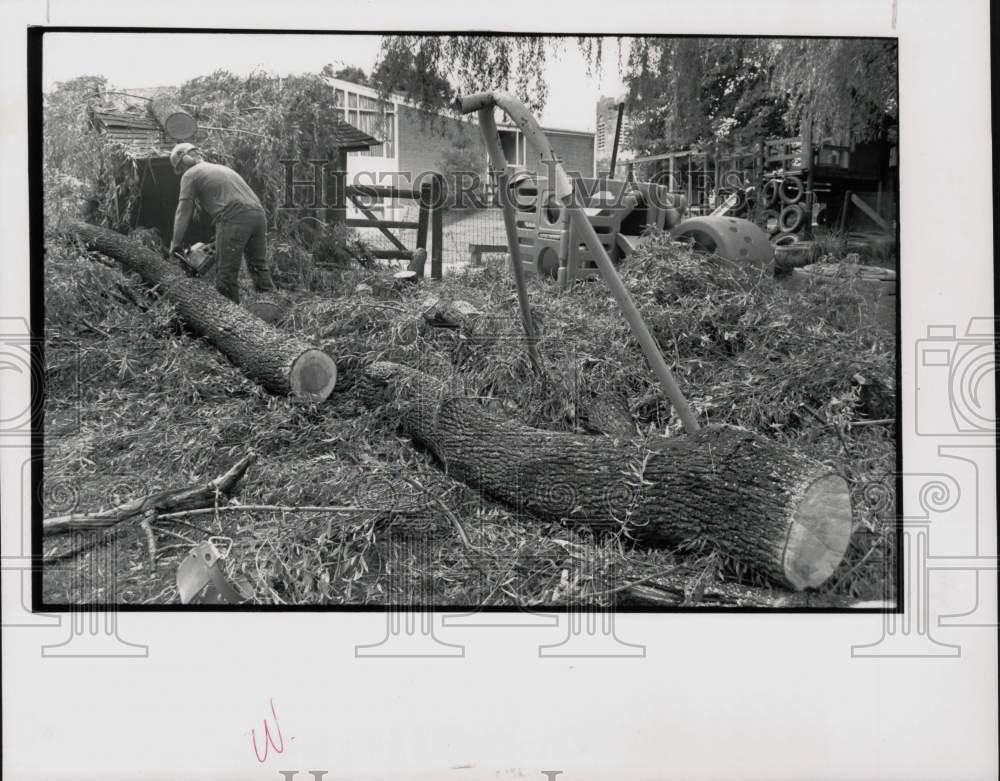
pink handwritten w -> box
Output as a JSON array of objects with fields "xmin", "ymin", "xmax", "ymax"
[{"xmin": 250, "ymin": 698, "xmax": 285, "ymax": 763}]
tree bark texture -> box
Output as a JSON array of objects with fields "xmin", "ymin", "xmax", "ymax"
[
  {"xmin": 65, "ymin": 221, "xmax": 336, "ymax": 400},
  {"xmin": 363, "ymin": 361, "xmax": 854, "ymax": 590}
]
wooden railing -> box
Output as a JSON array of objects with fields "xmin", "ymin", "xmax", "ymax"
[{"xmin": 330, "ymin": 174, "xmax": 446, "ymax": 279}]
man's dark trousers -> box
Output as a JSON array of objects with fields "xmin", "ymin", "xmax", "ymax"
[{"xmin": 214, "ymin": 208, "xmax": 275, "ymax": 303}]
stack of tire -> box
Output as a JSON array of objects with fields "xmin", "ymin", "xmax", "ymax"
[{"xmin": 759, "ymin": 175, "xmax": 807, "ymax": 243}]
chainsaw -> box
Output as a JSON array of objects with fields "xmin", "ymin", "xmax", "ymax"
[{"xmin": 173, "ymin": 241, "xmax": 217, "ymax": 277}]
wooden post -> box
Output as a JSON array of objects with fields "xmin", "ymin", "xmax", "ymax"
[
  {"xmin": 609, "ymin": 100, "xmax": 625, "ymax": 179},
  {"xmin": 686, "ymin": 153, "xmax": 693, "ymax": 209},
  {"xmin": 714, "ymin": 143, "xmax": 721, "ymax": 198},
  {"xmin": 328, "ymin": 148, "xmax": 348, "ymax": 227},
  {"xmin": 802, "ymin": 115, "xmax": 815, "ymax": 240},
  {"xmin": 430, "ymin": 173, "xmax": 443, "ymax": 280},
  {"xmin": 839, "ymin": 189, "xmax": 852, "ymax": 233},
  {"xmin": 416, "ymin": 180, "xmax": 431, "ymax": 251}
]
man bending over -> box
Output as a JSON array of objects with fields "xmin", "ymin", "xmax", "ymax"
[{"xmin": 169, "ymin": 142, "xmax": 275, "ymax": 303}]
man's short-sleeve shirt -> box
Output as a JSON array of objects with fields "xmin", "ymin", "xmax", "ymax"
[{"xmin": 178, "ymin": 162, "xmax": 263, "ymax": 222}]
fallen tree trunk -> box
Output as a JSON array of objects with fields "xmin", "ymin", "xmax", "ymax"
[
  {"xmin": 363, "ymin": 361, "xmax": 854, "ymax": 590},
  {"xmin": 64, "ymin": 221, "xmax": 337, "ymax": 401},
  {"xmin": 149, "ymin": 96, "xmax": 198, "ymax": 141}
]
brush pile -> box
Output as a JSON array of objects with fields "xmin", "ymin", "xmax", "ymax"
[{"xmin": 43, "ymin": 226, "xmax": 897, "ymax": 607}]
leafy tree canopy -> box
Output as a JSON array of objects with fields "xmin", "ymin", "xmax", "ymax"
[
  {"xmin": 377, "ymin": 35, "xmax": 897, "ymax": 150},
  {"xmin": 321, "ymin": 64, "xmax": 370, "ymax": 86},
  {"xmin": 43, "ymin": 74, "xmax": 109, "ymax": 175},
  {"xmin": 373, "ymin": 35, "xmax": 555, "ymax": 114}
]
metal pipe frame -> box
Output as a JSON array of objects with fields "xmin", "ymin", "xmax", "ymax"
[{"xmin": 455, "ymin": 91, "xmax": 700, "ymax": 434}]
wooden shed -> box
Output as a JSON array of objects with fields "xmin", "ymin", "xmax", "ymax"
[{"xmin": 89, "ymin": 100, "xmax": 381, "ymax": 244}]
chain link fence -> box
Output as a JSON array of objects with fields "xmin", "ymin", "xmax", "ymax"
[{"xmin": 349, "ymin": 200, "xmax": 508, "ymax": 274}]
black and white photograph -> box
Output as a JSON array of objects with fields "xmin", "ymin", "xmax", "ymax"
[
  {"xmin": 1, "ymin": 2, "xmax": 995, "ymax": 780},
  {"xmin": 37, "ymin": 30, "xmax": 900, "ymax": 610}
]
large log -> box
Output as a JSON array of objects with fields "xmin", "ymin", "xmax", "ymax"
[
  {"xmin": 149, "ymin": 96, "xmax": 198, "ymax": 141},
  {"xmin": 65, "ymin": 221, "xmax": 337, "ymax": 401},
  {"xmin": 363, "ymin": 361, "xmax": 854, "ymax": 590}
]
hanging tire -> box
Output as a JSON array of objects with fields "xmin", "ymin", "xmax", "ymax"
[
  {"xmin": 779, "ymin": 204, "xmax": 806, "ymax": 234},
  {"xmin": 761, "ymin": 179, "xmax": 780, "ymax": 208},
  {"xmin": 759, "ymin": 209, "xmax": 781, "ymax": 235},
  {"xmin": 780, "ymin": 175, "xmax": 804, "ymax": 204}
]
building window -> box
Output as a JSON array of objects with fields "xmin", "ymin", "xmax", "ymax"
[
  {"xmin": 336, "ymin": 89, "xmax": 396, "ymax": 159},
  {"xmin": 353, "ymin": 108, "xmax": 395, "ymax": 159}
]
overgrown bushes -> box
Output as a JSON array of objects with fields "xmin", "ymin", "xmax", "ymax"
[{"xmin": 43, "ymin": 69, "xmax": 379, "ymax": 283}]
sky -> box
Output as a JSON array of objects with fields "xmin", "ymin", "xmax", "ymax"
[{"xmin": 42, "ymin": 32, "xmax": 627, "ymax": 132}]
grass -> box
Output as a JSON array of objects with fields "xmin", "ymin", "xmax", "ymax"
[{"xmin": 42, "ymin": 227, "xmax": 898, "ymax": 608}]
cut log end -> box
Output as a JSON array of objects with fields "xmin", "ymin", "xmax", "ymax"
[
  {"xmin": 164, "ymin": 113, "xmax": 198, "ymax": 141},
  {"xmin": 289, "ymin": 350, "xmax": 338, "ymax": 401},
  {"xmin": 150, "ymin": 97, "xmax": 198, "ymax": 141},
  {"xmin": 245, "ymin": 299, "xmax": 286, "ymax": 324},
  {"xmin": 782, "ymin": 473, "xmax": 854, "ymax": 590}
]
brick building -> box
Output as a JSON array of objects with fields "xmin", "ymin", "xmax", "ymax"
[{"xmin": 323, "ymin": 77, "xmax": 595, "ymax": 209}]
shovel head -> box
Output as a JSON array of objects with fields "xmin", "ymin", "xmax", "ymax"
[{"xmin": 176, "ymin": 543, "xmax": 218, "ymax": 604}]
